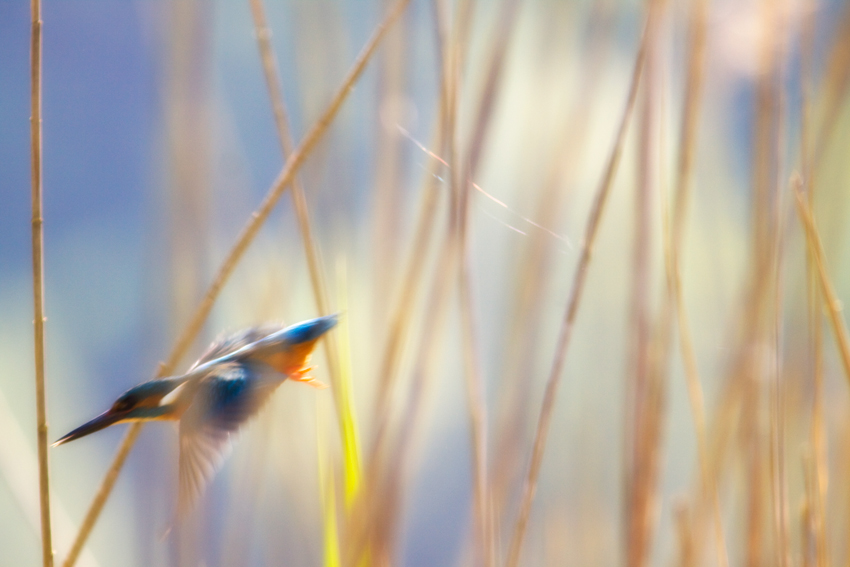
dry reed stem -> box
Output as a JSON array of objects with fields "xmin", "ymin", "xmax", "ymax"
[
  {"xmin": 369, "ymin": 175, "xmax": 442, "ymax": 440},
  {"xmin": 370, "ymin": 2, "xmax": 409, "ymax": 325},
  {"xmin": 490, "ymin": 1, "xmax": 611, "ymax": 533},
  {"xmin": 30, "ymin": 0, "xmax": 54, "ymax": 564},
  {"xmin": 247, "ymin": 0, "xmax": 332, "ymax": 340},
  {"xmin": 769, "ymin": 189, "xmax": 790, "ymax": 567},
  {"xmin": 695, "ymin": 20, "xmax": 788, "ymax": 561},
  {"xmin": 668, "ymin": 244, "xmax": 727, "ymax": 567},
  {"xmin": 346, "ymin": 5, "xmax": 453, "ymax": 561},
  {"xmin": 360, "ymin": 0, "xmax": 483, "ymax": 559},
  {"xmin": 504, "ymin": 16, "xmax": 650, "ymax": 567},
  {"xmin": 769, "ymin": 54, "xmax": 791, "ymax": 566},
  {"xmin": 214, "ymin": 2, "xmax": 297, "ymax": 558},
  {"xmin": 745, "ymin": 427, "xmax": 766, "ymax": 567},
  {"xmin": 383, "ymin": 228, "xmax": 461, "ymax": 530},
  {"xmin": 625, "ymin": 3, "xmax": 663, "ymax": 565},
  {"xmin": 802, "ymin": 449, "xmax": 819, "ymax": 567},
  {"xmin": 370, "ymin": 0, "xmax": 457, "ymax": 426},
  {"xmin": 811, "ymin": 2, "xmax": 850, "ymax": 171},
  {"xmin": 61, "ymin": 2, "xmax": 411, "ymax": 564},
  {"xmin": 370, "ymin": 145, "xmax": 444, "ymax": 446},
  {"xmin": 347, "ymin": 221, "xmax": 461, "ymax": 567},
  {"xmin": 365, "ymin": 0, "xmax": 451, "ymax": 489},
  {"xmin": 752, "ymin": 1, "xmax": 779, "ymax": 264},
  {"xmin": 807, "ymin": 243, "xmax": 830, "ymax": 567},
  {"xmin": 801, "ymin": 2, "xmax": 830, "ymax": 562},
  {"xmin": 246, "ymin": 0, "xmax": 352, "ymax": 459},
  {"xmin": 460, "ymin": 0, "xmax": 520, "ymax": 188},
  {"xmin": 793, "ymin": 180, "xmax": 850, "ymax": 388},
  {"xmin": 454, "ymin": 0, "xmax": 522, "ymax": 564},
  {"xmin": 696, "ymin": 302, "xmax": 766, "ymax": 567},
  {"xmin": 657, "ymin": 0, "xmax": 728, "ymax": 564},
  {"xmin": 773, "ymin": 19, "xmax": 793, "ymax": 567},
  {"xmin": 674, "ymin": 502, "xmax": 694, "ymax": 567},
  {"xmin": 743, "ymin": 4, "xmax": 782, "ymax": 563},
  {"xmin": 459, "ymin": 262, "xmax": 492, "ymax": 567},
  {"xmin": 346, "ymin": 4, "xmax": 471, "ymax": 556},
  {"xmin": 166, "ymin": 7, "xmax": 211, "ymax": 562},
  {"xmin": 371, "ymin": 139, "xmax": 448, "ymax": 434},
  {"xmin": 714, "ymin": 234, "xmax": 779, "ymax": 567}
]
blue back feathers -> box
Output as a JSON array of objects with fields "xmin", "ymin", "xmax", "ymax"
[
  {"xmin": 278, "ymin": 314, "xmax": 339, "ymax": 345},
  {"xmin": 202, "ymin": 364, "xmax": 257, "ymax": 431}
]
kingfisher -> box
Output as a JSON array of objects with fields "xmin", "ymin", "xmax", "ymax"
[{"xmin": 53, "ymin": 314, "xmax": 338, "ymax": 512}]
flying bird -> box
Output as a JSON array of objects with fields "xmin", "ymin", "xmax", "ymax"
[{"xmin": 53, "ymin": 314, "xmax": 338, "ymax": 512}]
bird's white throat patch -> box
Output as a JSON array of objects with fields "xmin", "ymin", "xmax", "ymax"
[{"xmin": 159, "ymin": 383, "xmax": 187, "ymax": 407}]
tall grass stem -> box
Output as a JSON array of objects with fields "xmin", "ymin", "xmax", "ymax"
[
  {"xmin": 504, "ymin": 14, "xmax": 651, "ymax": 567},
  {"xmin": 30, "ymin": 0, "xmax": 54, "ymax": 564},
  {"xmin": 793, "ymin": 180, "xmax": 850, "ymax": 387}
]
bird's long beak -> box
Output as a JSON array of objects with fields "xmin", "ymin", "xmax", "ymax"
[{"xmin": 52, "ymin": 409, "xmax": 126, "ymax": 447}]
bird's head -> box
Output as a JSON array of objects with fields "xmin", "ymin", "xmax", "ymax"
[{"xmin": 53, "ymin": 378, "xmax": 186, "ymax": 447}]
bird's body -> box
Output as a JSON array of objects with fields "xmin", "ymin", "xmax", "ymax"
[{"xmin": 54, "ymin": 314, "xmax": 338, "ymax": 512}]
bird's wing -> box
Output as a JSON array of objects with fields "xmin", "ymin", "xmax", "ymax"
[
  {"xmin": 178, "ymin": 410, "xmax": 231, "ymax": 514},
  {"xmin": 189, "ymin": 325, "xmax": 284, "ymax": 371},
  {"xmin": 177, "ymin": 362, "xmax": 283, "ymax": 514}
]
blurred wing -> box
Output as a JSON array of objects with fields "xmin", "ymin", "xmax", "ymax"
[
  {"xmin": 189, "ymin": 325, "xmax": 284, "ymax": 370},
  {"xmin": 178, "ymin": 414, "xmax": 232, "ymax": 514},
  {"xmin": 177, "ymin": 362, "xmax": 283, "ymax": 514}
]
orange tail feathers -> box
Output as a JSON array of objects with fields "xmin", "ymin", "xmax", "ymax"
[{"xmin": 290, "ymin": 366, "xmax": 329, "ymax": 389}]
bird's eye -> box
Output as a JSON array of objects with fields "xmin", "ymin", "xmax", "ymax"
[{"xmin": 112, "ymin": 396, "xmax": 135, "ymax": 412}]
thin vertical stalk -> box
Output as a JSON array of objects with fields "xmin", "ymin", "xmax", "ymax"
[
  {"xmin": 345, "ymin": 193, "xmax": 460, "ymax": 567},
  {"xmin": 372, "ymin": 214, "xmax": 464, "ymax": 562},
  {"xmin": 674, "ymin": 503, "xmax": 694, "ymax": 567},
  {"xmin": 346, "ymin": 4, "xmax": 453, "ymax": 561},
  {"xmin": 167, "ymin": 3, "xmax": 211, "ymax": 560},
  {"xmin": 368, "ymin": 137, "xmax": 445, "ymax": 459},
  {"xmin": 316, "ymin": 395, "xmax": 341, "ymax": 567},
  {"xmin": 811, "ymin": 2, "xmax": 850, "ymax": 171},
  {"xmin": 358, "ymin": 0, "xmax": 448, "ymax": 507},
  {"xmin": 370, "ymin": 0, "xmax": 464, "ymax": 423},
  {"xmin": 248, "ymin": 0, "xmax": 329, "ymax": 323},
  {"xmin": 504, "ymin": 17, "xmax": 650, "ymax": 567},
  {"xmin": 459, "ymin": 262, "xmax": 491, "ymax": 567},
  {"xmin": 370, "ymin": 0, "xmax": 409, "ymax": 324},
  {"xmin": 490, "ymin": 1, "xmax": 611, "ymax": 536},
  {"xmin": 668, "ymin": 237, "xmax": 727, "ymax": 567},
  {"xmin": 624, "ymin": 2, "xmax": 662, "ymax": 564},
  {"xmin": 61, "ymin": 2, "xmax": 411, "ymax": 564},
  {"xmin": 800, "ymin": 3, "xmax": 829, "ymax": 565},
  {"xmin": 346, "ymin": 2, "xmax": 479, "ymax": 559},
  {"xmin": 660, "ymin": 0, "xmax": 728, "ymax": 564},
  {"xmin": 455, "ymin": 0, "xmax": 522, "ymax": 564},
  {"xmin": 745, "ymin": 3, "xmax": 781, "ymax": 564},
  {"xmin": 769, "ymin": 46, "xmax": 790, "ymax": 567},
  {"xmin": 793, "ymin": 181, "xmax": 850, "ymax": 387},
  {"xmin": 802, "ymin": 450, "xmax": 818, "ymax": 567},
  {"xmin": 744, "ymin": 420, "xmax": 765, "ymax": 567},
  {"xmin": 769, "ymin": 191, "xmax": 790, "ymax": 567},
  {"xmin": 246, "ymin": 0, "xmax": 358, "ymax": 498},
  {"xmin": 30, "ymin": 0, "xmax": 54, "ymax": 564}
]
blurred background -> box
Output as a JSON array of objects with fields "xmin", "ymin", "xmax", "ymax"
[{"xmin": 3, "ymin": 0, "xmax": 850, "ymax": 565}]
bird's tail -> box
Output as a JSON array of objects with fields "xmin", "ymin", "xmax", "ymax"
[
  {"xmin": 247, "ymin": 314, "xmax": 340, "ymax": 388},
  {"xmin": 279, "ymin": 313, "xmax": 339, "ymax": 345}
]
